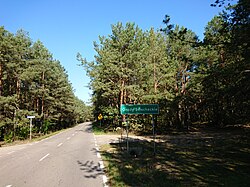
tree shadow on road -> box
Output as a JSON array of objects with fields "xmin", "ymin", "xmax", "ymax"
[
  {"xmin": 83, "ymin": 123, "xmax": 93, "ymax": 133},
  {"xmin": 77, "ymin": 160, "xmax": 104, "ymax": 179}
]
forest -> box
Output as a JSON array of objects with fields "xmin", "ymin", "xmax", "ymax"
[
  {"xmin": 0, "ymin": 28, "xmax": 92, "ymax": 142},
  {"xmin": 0, "ymin": 0, "xmax": 249, "ymax": 143},
  {"xmin": 78, "ymin": 0, "xmax": 249, "ymax": 133}
]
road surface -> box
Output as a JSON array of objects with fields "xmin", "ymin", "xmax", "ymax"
[{"xmin": 0, "ymin": 122, "xmax": 104, "ymax": 187}]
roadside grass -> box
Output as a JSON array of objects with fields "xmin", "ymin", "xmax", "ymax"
[
  {"xmin": 0, "ymin": 128, "xmax": 67, "ymax": 147},
  {"xmin": 100, "ymin": 129, "xmax": 250, "ymax": 187},
  {"xmin": 92, "ymin": 121, "xmax": 119, "ymax": 135},
  {"xmin": 92, "ymin": 122, "xmax": 106, "ymax": 135}
]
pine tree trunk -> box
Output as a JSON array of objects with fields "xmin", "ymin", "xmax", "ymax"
[
  {"xmin": 0, "ymin": 63, "xmax": 2, "ymax": 96},
  {"xmin": 16, "ymin": 78, "xmax": 21, "ymax": 99},
  {"xmin": 120, "ymin": 80, "xmax": 125, "ymax": 106},
  {"xmin": 120, "ymin": 80, "xmax": 126, "ymax": 130},
  {"xmin": 154, "ymin": 56, "xmax": 157, "ymax": 94},
  {"xmin": 41, "ymin": 71, "xmax": 45, "ymax": 116}
]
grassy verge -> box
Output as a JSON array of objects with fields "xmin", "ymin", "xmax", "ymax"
[
  {"xmin": 100, "ymin": 129, "xmax": 250, "ymax": 187},
  {"xmin": 92, "ymin": 121, "xmax": 120, "ymax": 135},
  {"xmin": 0, "ymin": 129, "xmax": 67, "ymax": 147}
]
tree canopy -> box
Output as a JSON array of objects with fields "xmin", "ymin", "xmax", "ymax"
[
  {"xmin": 78, "ymin": 0, "xmax": 249, "ymax": 133},
  {"xmin": 0, "ymin": 28, "xmax": 91, "ymax": 142}
]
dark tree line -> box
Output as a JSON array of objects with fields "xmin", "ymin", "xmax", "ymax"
[
  {"xmin": 0, "ymin": 28, "xmax": 92, "ymax": 142},
  {"xmin": 78, "ymin": 0, "xmax": 249, "ymax": 133}
]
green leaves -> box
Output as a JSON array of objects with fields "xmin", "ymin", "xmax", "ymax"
[
  {"xmin": 78, "ymin": 0, "xmax": 249, "ymax": 132},
  {"xmin": 0, "ymin": 27, "xmax": 89, "ymax": 141}
]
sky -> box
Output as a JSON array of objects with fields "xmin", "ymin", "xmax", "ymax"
[{"xmin": 0, "ymin": 0, "xmax": 234, "ymax": 104}]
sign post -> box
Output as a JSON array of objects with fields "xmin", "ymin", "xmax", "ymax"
[
  {"xmin": 120, "ymin": 104, "xmax": 159, "ymax": 156},
  {"xmin": 27, "ymin": 116, "xmax": 35, "ymax": 140},
  {"xmin": 152, "ymin": 115, "xmax": 156, "ymax": 156},
  {"xmin": 98, "ymin": 114, "xmax": 103, "ymax": 126}
]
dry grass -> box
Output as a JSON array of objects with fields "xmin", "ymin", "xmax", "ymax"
[{"xmin": 100, "ymin": 128, "xmax": 250, "ymax": 187}]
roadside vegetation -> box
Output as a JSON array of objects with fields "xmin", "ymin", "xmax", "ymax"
[
  {"xmin": 0, "ymin": 128, "xmax": 66, "ymax": 147},
  {"xmin": 0, "ymin": 28, "xmax": 93, "ymax": 144},
  {"xmin": 100, "ymin": 126, "xmax": 250, "ymax": 186},
  {"xmin": 1, "ymin": 0, "xmax": 249, "ymax": 185},
  {"xmin": 83, "ymin": 0, "xmax": 250, "ymax": 186},
  {"xmin": 78, "ymin": 0, "xmax": 249, "ymax": 133}
]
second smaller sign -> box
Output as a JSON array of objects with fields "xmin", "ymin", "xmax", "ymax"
[{"xmin": 98, "ymin": 114, "xmax": 103, "ymax": 120}]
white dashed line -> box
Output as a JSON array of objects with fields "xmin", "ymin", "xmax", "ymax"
[
  {"xmin": 67, "ymin": 137, "xmax": 71, "ymax": 140},
  {"xmin": 39, "ymin": 153, "xmax": 50, "ymax": 162},
  {"xmin": 5, "ymin": 185, "xmax": 12, "ymax": 187},
  {"xmin": 97, "ymin": 152, "xmax": 101, "ymax": 158},
  {"xmin": 103, "ymin": 175, "xmax": 108, "ymax": 187},
  {"xmin": 72, "ymin": 133, "xmax": 75, "ymax": 136},
  {"xmin": 94, "ymin": 136, "xmax": 108, "ymax": 186},
  {"xmin": 57, "ymin": 143, "xmax": 63, "ymax": 147},
  {"xmin": 96, "ymin": 147, "xmax": 101, "ymax": 158},
  {"xmin": 99, "ymin": 161, "xmax": 104, "ymax": 169},
  {"xmin": 94, "ymin": 137, "xmax": 98, "ymax": 147},
  {"xmin": 7, "ymin": 151, "xmax": 15, "ymax": 155}
]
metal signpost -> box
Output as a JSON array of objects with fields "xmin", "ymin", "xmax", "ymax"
[
  {"xmin": 27, "ymin": 116, "xmax": 35, "ymax": 140},
  {"xmin": 120, "ymin": 104, "xmax": 159, "ymax": 156}
]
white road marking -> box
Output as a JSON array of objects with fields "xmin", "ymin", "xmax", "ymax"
[
  {"xmin": 67, "ymin": 137, "xmax": 71, "ymax": 140},
  {"xmin": 97, "ymin": 152, "xmax": 101, "ymax": 158},
  {"xmin": 7, "ymin": 151, "xmax": 15, "ymax": 155},
  {"xmin": 94, "ymin": 137, "xmax": 98, "ymax": 147},
  {"xmin": 72, "ymin": 133, "xmax": 75, "ymax": 136},
  {"xmin": 5, "ymin": 185, "xmax": 12, "ymax": 187},
  {"xmin": 39, "ymin": 153, "xmax": 50, "ymax": 162},
  {"xmin": 103, "ymin": 175, "xmax": 108, "ymax": 187},
  {"xmin": 99, "ymin": 161, "xmax": 104, "ymax": 169},
  {"xmin": 57, "ymin": 143, "xmax": 63, "ymax": 147}
]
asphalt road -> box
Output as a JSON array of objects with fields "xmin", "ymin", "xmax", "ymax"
[{"xmin": 0, "ymin": 122, "xmax": 104, "ymax": 187}]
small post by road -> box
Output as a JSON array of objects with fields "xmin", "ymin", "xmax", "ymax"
[
  {"xmin": 27, "ymin": 116, "xmax": 35, "ymax": 140},
  {"xmin": 122, "ymin": 115, "xmax": 129, "ymax": 154},
  {"xmin": 126, "ymin": 116, "xmax": 129, "ymax": 153},
  {"xmin": 152, "ymin": 115, "xmax": 156, "ymax": 156}
]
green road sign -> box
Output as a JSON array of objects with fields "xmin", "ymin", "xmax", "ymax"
[{"xmin": 120, "ymin": 104, "xmax": 159, "ymax": 115}]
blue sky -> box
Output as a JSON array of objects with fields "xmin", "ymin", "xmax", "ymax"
[{"xmin": 0, "ymin": 0, "xmax": 235, "ymax": 104}]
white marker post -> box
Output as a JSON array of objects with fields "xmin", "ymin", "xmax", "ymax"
[{"xmin": 27, "ymin": 116, "xmax": 35, "ymax": 140}]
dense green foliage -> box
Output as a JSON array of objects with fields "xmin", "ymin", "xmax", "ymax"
[
  {"xmin": 0, "ymin": 28, "xmax": 91, "ymax": 142},
  {"xmin": 78, "ymin": 0, "xmax": 249, "ymax": 133}
]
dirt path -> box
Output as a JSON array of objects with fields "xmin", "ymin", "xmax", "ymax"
[
  {"xmin": 94, "ymin": 127, "xmax": 250, "ymax": 147},
  {"xmin": 95, "ymin": 134, "xmax": 152, "ymax": 146}
]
